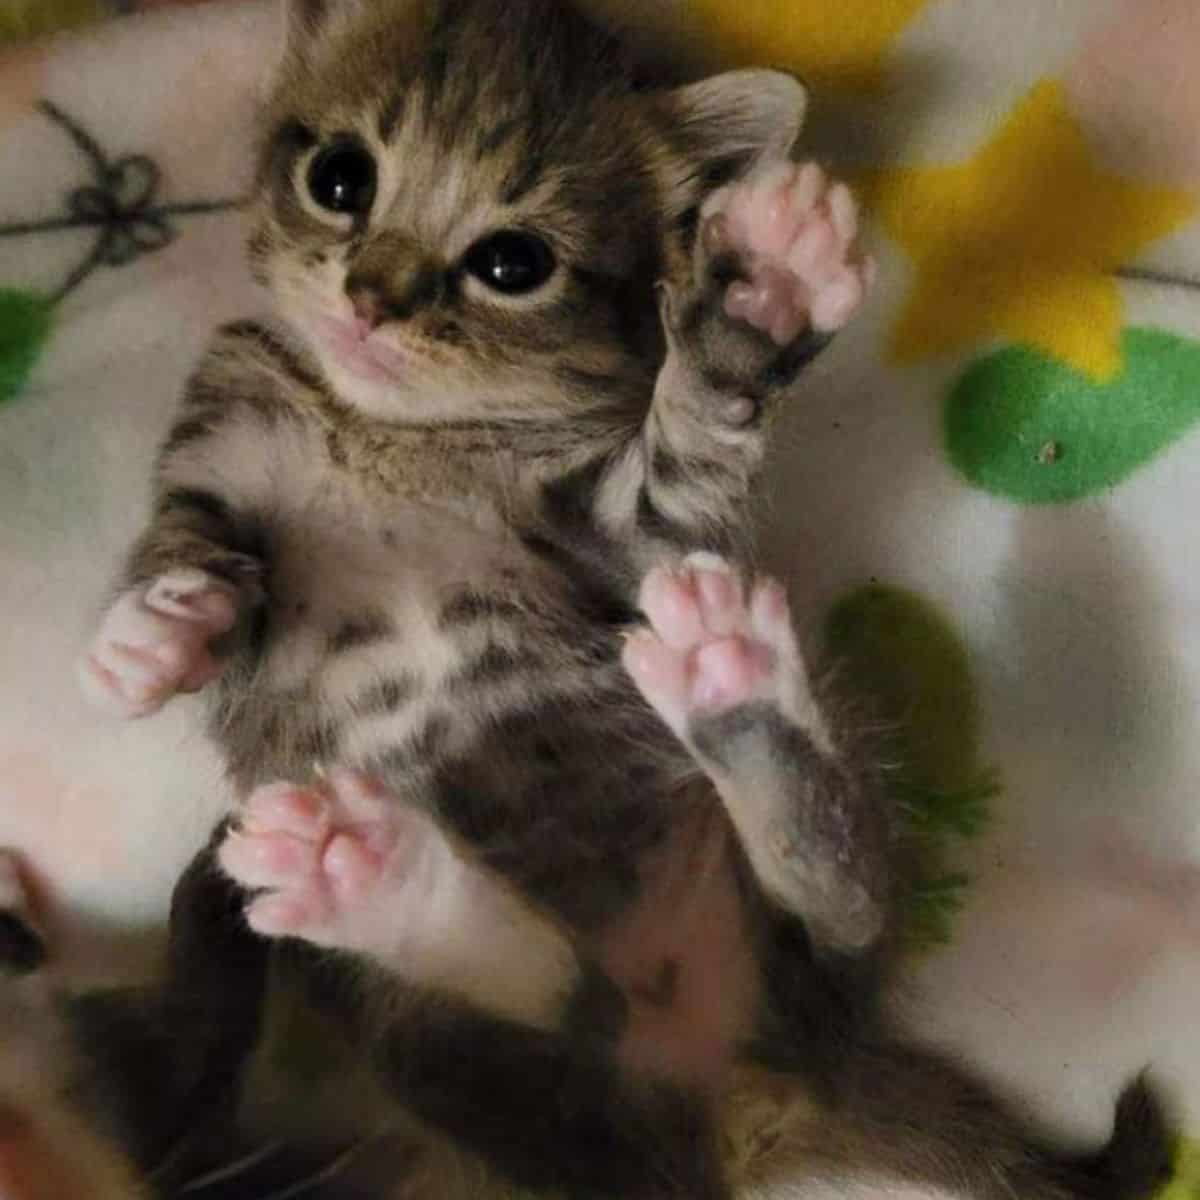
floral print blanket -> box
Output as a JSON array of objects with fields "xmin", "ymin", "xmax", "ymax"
[{"xmin": 1, "ymin": 0, "xmax": 1198, "ymax": 1191}]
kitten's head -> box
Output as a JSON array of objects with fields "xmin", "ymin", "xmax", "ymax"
[{"xmin": 250, "ymin": 0, "xmax": 805, "ymax": 424}]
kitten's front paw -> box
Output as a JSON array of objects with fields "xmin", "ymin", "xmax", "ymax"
[
  {"xmin": 78, "ymin": 569, "xmax": 238, "ymax": 718},
  {"xmin": 702, "ymin": 161, "xmax": 874, "ymax": 345},
  {"xmin": 623, "ymin": 554, "xmax": 815, "ymax": 745},
  {"xmin": 219, "ymin": 771, "xmax": 459, "ymax": 959}
]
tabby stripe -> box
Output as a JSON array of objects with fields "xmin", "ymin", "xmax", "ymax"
[
  {"xmin": 219, "ymin": 320, "xmax": 327, "ymax": 393},
  {"xmin": 648, "ymin": 446, "xmax": 737, "ymax": 490},
  {"xmin": 501, "ymin": 147, "xmax": 546, "ymax": 206},
  {"xmin": 449, "ymin": 643, "xmax": 544, "ymax": 692},
  {"xmin": 438, "ymin": 592, "xmax": 526, "ymax": 629},
  {"xmin": 156, "ymin": 487, "xmax": 234, "ymax": 523},
  {"xmin": 161, "ymin": 413, "xmax": 221, "ymax": 459},
  {"xmin": 330, "ymin": 613, "xmax": 395, "ymax": 653},
  {"xmin": 378, "ymin": 93, "xmax": 405, "ymax": 141},
  {"xmin": 541, "ymin": 454, "xmax": 610, "ymax": 529},
  {"xmin": 368, "ymin": 713, "xmax": 453, "ymax": 774},
  {"xmin": 635, "ymin": 484, "xmax": 698, "ymax": 546},
  {"xmin": 353, "ymin": 674, "xmax": 419, "ymax": 717},
  {"xmin": 477, "ymin": 114, "xmax": 522, "ymax": 158},
  {"xmin": 295, "ymin": 720, "xmax": 340, "ymax": 762},
  {"xmin": 518, "ymin": 533, "xmax": 638, "ymax": 628}
]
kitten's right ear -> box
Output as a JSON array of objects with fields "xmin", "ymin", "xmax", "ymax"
[{"xmin": 669, "ymin": 68, "xmax": 808, "ymax": 165}]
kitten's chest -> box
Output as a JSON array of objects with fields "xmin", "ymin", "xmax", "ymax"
[
  {"xmin": 220, "ymin": 412, "xmax": 539, "ymax": 652},
  {"xmin": 261, "ymin": 472, "xmax": 524, "ymax": 687},
  {"xmin": 218, "ymin": 444, "xmax": 637, "ymax": 811}
]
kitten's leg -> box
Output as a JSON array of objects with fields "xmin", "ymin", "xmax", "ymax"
[
  {"xmin": 217, "ymin": 770, "xmax": 597, "ymax": 1033},
  {"xmin": 0, "ymin": 856, "xmax": 153, "ymax": 1200},
  {"xmin": 79, "ymin": 566, "xmax": 246, "ymax": 718},
  {"xmin": 218, "ymin": 772, "xmax": 727, "ymax": 1199},
  {"xmin": 80, "ymin": 321, "xmax": 296, "ymax": 717},
  {"xmin": 631, "ymin": 164, "xmax": 873, "ymax": 554},
  {"xmin": 80, "ymin": 480, "xmax": 265, "ymax": 719},
  {"xmin": 725, "ymin": 1055, "xmax": 1172, "ymax": 1200},
  {"xmin": 623, "ymin": 555, "xmax": 890, "ymax": 959},
  {"xmin": 67, "ymin": 827, "xmax": 272, "ymax": 1174}
]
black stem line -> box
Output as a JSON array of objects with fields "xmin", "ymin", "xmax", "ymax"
[
  {"xmin": 0, "ymin": 199, "xmax": 244, "ymax": 239},
  {"xmin": 0, "ymin": 99, "xmax": 247, "ymax": 299},
  {"xmin": 49, "ymin": 240, "xmax": 109, "ymax": 303},
  {"xmin": 37, "ymin": 99, "xmax": 108, "ymax": 183}
]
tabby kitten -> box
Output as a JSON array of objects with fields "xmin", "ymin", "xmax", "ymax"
[{"xmin": 69, "ymin": 0, "xmax": 1169, "ymax": 1197}]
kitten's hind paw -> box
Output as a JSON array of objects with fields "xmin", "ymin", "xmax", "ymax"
[
  {"xmin": 701, "ymin": 161, "xmax": 874, "ymax": 344},
  {"xmin": 220, "ymin": 772, "xmax": 583, "ymax": 1027},
  {"xmin": 78, "ymin": 569, "xmax": 238, "ymax": 718},
  {"xmin": 219, "ymin": 771, "xmax": 460, "ymax": 959}
]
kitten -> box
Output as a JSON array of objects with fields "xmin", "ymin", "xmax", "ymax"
[{"xmin": 69, "ymin": 0, "xmax": 1170, "ymax": 1197}]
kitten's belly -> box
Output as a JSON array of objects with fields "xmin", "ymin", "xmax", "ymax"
[
  {"xmin": 595, "ymin": 798, "xmax": 761, "ymax": 1091},
  {"xmin": 246, "ymin": 505, "xmax": 761, "ymax": 1084},
  {"xmin": 234, "ymin": 501, "xmax": 560, "ymax": 781},
  {"xmin": 261, "ymin": 502, "xmax": 523, "ymax": 689}
]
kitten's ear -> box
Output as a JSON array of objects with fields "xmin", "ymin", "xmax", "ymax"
[
  {"xmin": 661, "ymin": 69, "xmax": 807, "ymax": 207},
  {"xmin": 671, "ymin": 68, "xmax": 807, "ymax": 162}
]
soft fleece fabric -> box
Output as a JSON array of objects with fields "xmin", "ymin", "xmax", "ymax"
[{"xmin": 1, "ymin": 0, "xmax": 1199, "ymax": 1187}]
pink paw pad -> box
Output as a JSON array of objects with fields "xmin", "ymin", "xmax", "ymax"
[
  {"xmin": 78, "ymin": 569, "xmax": 238, "ymax": 719},
  {"xmin": 623, "ymin": 554, "xmax": 805, "ymax": 743},
  {"xmin": 702, "ymin": 161, "xmax": 874, "ymax": 343},
  {"xmin": 218, "ymin": 770, "xmax": 442, "ymax": 956}
]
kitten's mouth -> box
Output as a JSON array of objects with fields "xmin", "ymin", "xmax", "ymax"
[{"xmin": 313, "ymin": 315, "xmax": 411, "ymax": 384}]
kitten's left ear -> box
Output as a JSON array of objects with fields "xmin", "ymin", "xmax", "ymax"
[
  {"xmin": 660, "ymin": 68, "xmax": 807, "ymax": 200},
  {"xmin": 671, "ymin": 68, "xmax": 807, "ymax": 158}
]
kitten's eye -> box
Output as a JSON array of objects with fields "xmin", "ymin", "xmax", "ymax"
[
  {"xmin": 464, "ymin": 231, "xmax": 556, "ymax": 295},
  {"xmin": 307, "ymin": 139, "xmax": 377, "ymax": 216}
]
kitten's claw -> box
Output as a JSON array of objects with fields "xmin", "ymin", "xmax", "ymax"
[
  {"xmin": 701, "ymin": 161, "xmax": 873, "ymax": 344},
  {"xmin": 78, "ymin": 569, "xmax": 238, "ymax": 718},
  {"xmin": 219, "ymin": 771, "xmax": 456, "ymax": 955},
  {"xmin": 623, "ymin": 554, "xmax": 810, "ymax": 744}
]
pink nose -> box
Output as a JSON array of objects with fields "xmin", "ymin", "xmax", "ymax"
[{"xmin": 349, "ymin": 290, "xmax": 383, "ymax": 338}]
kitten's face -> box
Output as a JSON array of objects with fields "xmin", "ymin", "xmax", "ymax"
[{"xmin": 250, "ymin": 0, "xmax": 806, "ymax": 424}]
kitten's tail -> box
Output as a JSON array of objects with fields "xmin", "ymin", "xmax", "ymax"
[{"xmin": 1064, "ymin": 1076, "xmax": 1175, "ymax": 1200}]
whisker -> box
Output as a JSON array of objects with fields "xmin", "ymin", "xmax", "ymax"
[
  {"xmin": 256, "ymin": 1137, "xmax": 382, "ymax": 1200},
  {"xmin": 145, "ymin": 1126, "xmax": 214, "ymax": 1185},
  {"xmin": 177, "ymin": 1140, "xmax": 287, "ymax": 1192}
]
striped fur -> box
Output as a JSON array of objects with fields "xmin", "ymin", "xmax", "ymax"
[{"xmin": 83, "ymin": 3, "xmax": 1171, "ymax": 1200}]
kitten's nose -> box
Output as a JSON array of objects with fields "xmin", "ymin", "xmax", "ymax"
[{"xmin": 348, "ymin": 288, "xmax": 384, "ymax": 338}]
